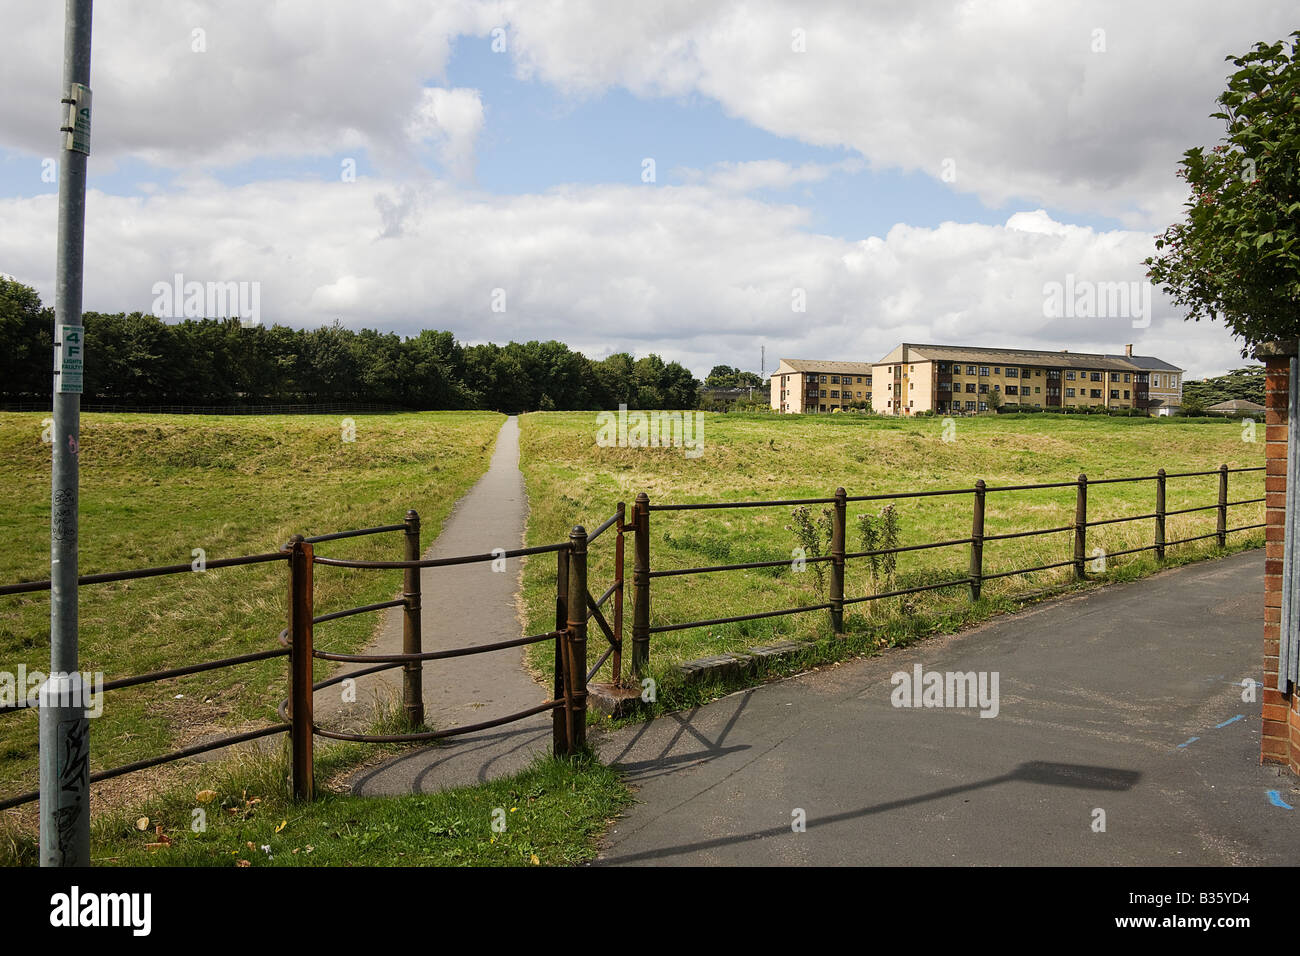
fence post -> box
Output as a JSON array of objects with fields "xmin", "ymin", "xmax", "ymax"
[
  {"xmin": 566, "ymin": 526, "xmax": 589, "ymax": 753},
  {"xmin": 1217, "ymin": 464, "xmax": 1228, "ymax": 547},
  {"xmin": 613, "ymin": 501, "xmax": 626, "ymax": 685},
  {"xmin": 830, "ymin": 487, "xmax": 846, "ymax": 633},
  {"xmin": 969, "ymin": 480, "xmax": 985, "ymax": 601},
  {"xmin": 287, "ymin": 535, "xmax": 315, "ymax": 801},
  {"xmin": 552, "ymin": 547, "xmax": 569, "ymax": 756},
  {"xmin": 631, "ymin": 492, "xmax": 651, "ymax": 683},
  {"xmin": 402, "ymin": 510, "xmax": 423, "ymax": 728},
  {"xmin": 1155, "ymin": 469, "xmax": 1166, "ymax": 560},
  {"xmin": 1073, "ymin": 474, "xmax": 1088, "ymax": 580}
]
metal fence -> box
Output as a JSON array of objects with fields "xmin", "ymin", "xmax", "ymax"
[{"xmin": 0, "ymin": 463, "xmax": 1264, "ymax": 811}]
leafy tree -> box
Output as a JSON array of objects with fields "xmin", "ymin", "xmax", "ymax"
[{"xmin": 1145, "ymin": 32, "xmax": 1300, "ymax": 353}]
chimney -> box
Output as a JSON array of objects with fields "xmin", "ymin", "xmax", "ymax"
[{"xmin": 1125, "ymin": 344, "xmax": 1133, "ymax": 357}]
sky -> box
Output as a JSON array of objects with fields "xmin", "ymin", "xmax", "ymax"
[{"xmin": 0, "ymin": 0, "xmax": 1293, "ymax": 381}]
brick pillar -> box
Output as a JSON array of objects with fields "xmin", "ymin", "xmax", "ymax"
[{"xmin": 1257, "ymin": 340, "xmax": 1300, "ymax": 773}]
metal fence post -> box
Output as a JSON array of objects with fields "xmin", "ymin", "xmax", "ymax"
[
  {"xmin": 402, "ymin": 509, "xmax": 423, "ymax": 728},
  {"xmin": 287, "ymin": 535, "xmax": 315, "ymax": 801},
  {"xmin": 830, "ymin": 487, "xmax": 846, "ymax": 633},
  {"xmin": 1073, "ymin": 474, "xmax": 1088, "ymax": 580},
  {"xmin": 631, "ymin": 492, "xmax": 651, "ymax": 682},
  {"xmin": 969, "ymin": 480, "xmax": 985, "ymax": 601},
  {"xmin": 1217, "ymin": 464, "xmax": 1228, "ymax": 547},
  {"xmin": 613, "ymin": 500, "xmax": 626, "ymax": 685},
  {"xmin": 1155, "ymin": 469, "xmax": 1166, "ymax": 560},
  {"xmin": 566, "ymin": 526, "xmax": 589, "ymax": 753},
  {"xmin": 552, "ymin": 547, "xmax": 569, "ymax": 757}
]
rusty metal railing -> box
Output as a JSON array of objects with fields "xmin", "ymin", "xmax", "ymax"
[{"xmin": 629, "ymin": 465, "xmax": 1266, "ymax": 665}]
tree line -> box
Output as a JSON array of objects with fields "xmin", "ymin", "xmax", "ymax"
[{"xmin": 0, "ymin": 278, "xmax": 702, "ymax": 412}]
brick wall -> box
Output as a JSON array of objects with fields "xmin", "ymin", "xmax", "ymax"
[{"xmin": 1259, "ymin": 346, "xmax": 1300, "ymax": 773}]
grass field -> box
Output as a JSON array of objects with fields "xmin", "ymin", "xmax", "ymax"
[
  {"xmin": 517, "ymin": 411, "xmax": 1266, "ymax": 704},
  {"xmin": 0, "ymin": 410, "xmax": 504, "ymax": 812}
]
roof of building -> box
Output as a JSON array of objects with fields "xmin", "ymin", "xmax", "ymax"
[
  {"xmin": 878, "ymin": 343, "xmax": 1183, "ymax": 374},
  {"xmin": 772, "ymin": 359, "xmax": 876, "ymax": 377},
  {"xmin": 1206, "ymin": 398, "xmax": 1265, "ymax": 411}
]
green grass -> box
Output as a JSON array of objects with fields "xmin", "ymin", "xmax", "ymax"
[
  {"xmin": 0, "ymin": 411, "xmax": 505, "ymax": 809},
  {"xmin": 517, "ymin": 411, "xmax": 1265, "ymax": 708},
  {"xmin": 0, "ymin": 736, "xmax": 628, "ymax": 867}
]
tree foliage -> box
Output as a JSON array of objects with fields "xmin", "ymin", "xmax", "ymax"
[
  {"xmin": 1145, "ymin": 32, "xmax": 1300, "ymax": 353},
  {"xmin": 0, "ymin": 279, "xmax": 701, "ymax": 411}
]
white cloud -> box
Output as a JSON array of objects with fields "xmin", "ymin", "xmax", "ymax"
[
  {"xmin": 0, "ymin": 181, "xmax": 1248, "ymax": 379},
  {"xmin": 406, "ymin": 88, "xmax": 485, "ymax": 181},
  {"xmin": 680, "ymin": 158, "xmax": 865, "ymax": 192}
]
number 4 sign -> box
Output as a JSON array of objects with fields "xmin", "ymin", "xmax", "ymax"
[{"xmin": 56, "ymin": 325, "xmax": 84, "ymax": 394}]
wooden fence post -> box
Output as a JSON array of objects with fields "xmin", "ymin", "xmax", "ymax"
[
  {"xmin": 969, "ymin": 480, "xmax": 985, "ymax": 601},
  {"xmin": 1073, "ymin": 474, "xmax": 1088, "ymax": 580},
  {"xmin": 1217, "ymin": 464, "xmax": 1229, "ymax": 547},
  {"xmin": 287, "ymin": 535, "xmax": 315, "ymax": 801},
  {"xmin": 566, "ymin": 526, "xmax": 589, "ymax": 753},
  {"xmin": 631, "ymin": 492, "xmax": 651, "ymax": 682},
  {"xmin": 552, "ymin": 547, "xmax": 569, "ymax": 757},
  {"xmin": 1155, "ymin": 469, "xmax": 1166, "ymax": 561},
  {"xmin": 402, "ymin": 509, "xmax": 423, "ymax": 728},
  {"xmin": 830, "ymin": 487, "xmax": 846, "ymax": 633}
]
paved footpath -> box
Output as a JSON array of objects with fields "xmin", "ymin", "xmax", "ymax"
[
  {"xmin": 332, "ymin": 415, "xmax": 555, "ymax": 795},
  {"xmin": 593, "ymin": 550, "xmax": 1300, "ymax": 865}
]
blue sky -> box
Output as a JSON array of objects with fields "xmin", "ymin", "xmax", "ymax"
[{"xmin": 0, "ymin": 1, "xmax": 1291, "ymax": 378}]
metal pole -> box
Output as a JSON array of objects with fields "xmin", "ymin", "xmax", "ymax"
[
  {"xmin": 969, "ymin": 480, "xmax": 985, "ymax": 601},
  {"xmin": 1217, "ymin": 464, "xmax": 1228, "ymax": 548},
  {"xmin": 830, "ymin": 487, "xmax": 846, "ymax": 632},
  {"xmin": 288, "ymin": 535, "xmax": 315, "ymax": 801},
  {"xmin": 401, "ymin": 509, "xmax": 423, "ymax": 728},
  {"xmin": 566, "ymin": 527, "xmax": 588, "ymax": 753},
  {"xmin": 613, "ymin": 501, "xmax": 625, "ymax": 685},
  {"xmin": 1155, "ymin": 468, "xmax": 1166, "ymax": 560},
  {"xmin": 552, "ymin": 548, "xmax": 568, "ymax": 756},
  {"xmin": 1073, "ymin": 474, "xmax": 1088, "ymax": 580},
  {"xmin": 631, "ymin": 492, "xmax": 650, "ymax": 682},
  {"xmin": 40, "ymin": 0, "xmax": 93, "ymax": 868}
]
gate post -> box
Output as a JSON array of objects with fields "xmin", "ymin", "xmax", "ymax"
[
  {"xmin": 631, "ymin": 492, "xmax": 651, "ymax": 682},
  {"xmin": 566, "ymin": 526, "xmax": 589, "ymax": 753},
  {"xmin": 830, "ymin": 487, "xmax": 846, "ymax": 633},
  {"xmin": 1217, "ymin": 464, "xmax": 1229, "ymax": 548},
  {"xmin": 553, "ymin": 547, "xmax": 569, "ymax": 756},
  {"xmin": 613, "ymin": 501, "xmax": 626, "ymax": 685},
  {"xmin": 1073, "ymin": 474, "xmax": 1088, "ymax": 580},
  {"xmin": 287, "ymin": 535, "xmax": 315, "ymax": 801},
  {"xmin": 1155, "ymin": 469, "xmax": 1166, "ymax": 560},
  {"xmin": 402, "ymin": 509, "xmax": 423, "ymax": 728},
  {"xmin": 969, "ymin": 480, "xmax": 985, "ymax": 601}
]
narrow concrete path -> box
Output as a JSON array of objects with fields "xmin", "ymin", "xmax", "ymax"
[
  {"xmin": 324, "ymin": 415, "xmax": 555, "ymax": 795},
  {"xmin": 594, "ymin": 550, "xmax": 1299, "ymax": 865}
]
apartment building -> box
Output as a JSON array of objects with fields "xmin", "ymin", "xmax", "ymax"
[
  {"xmin": 769, "ymin": 358, "xmax": 874, "ymax": 413},
  {"xmin": 871, "ymin": 343, "xmax": 1183, "ymax": 416}
]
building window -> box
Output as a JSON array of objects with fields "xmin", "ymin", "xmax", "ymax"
[
  {"xmin": 1111, "ymin": 373, "xmax": 1120, "ymax": 382},
  {"xmin": 1091, "ymin": 389, "xmax": 1102, "ymax": 398},
  {"xmin": 979, "ymin": 366, "xmax": 990, "ymax": 376},
  {"xmin": 979, "ymin": 384, "xmax": 989, "ymax": 394},
  {"xmin": 820, "ymin": 375, "xmax": 828, "ymax": 383},
  {"xmin": 1066, "ymin": 388, "xmax": 1075, "ymax": 397},
  {"xmin": 1066, "ymin": 371, "xmax": 1075, "ymax": 380},
  {"xmin": 965, "ymin": 383, "xmax": 975, "ymax": 393},
  {"xmin": 1110, "ymin": 389, "xmax": 1119, "ymax": 399},
  {"xmin": 967, "ymin": 365, "xmax": 977, "ymax": 375},
  {"xmin": 979, "ymin": 402, "xmax": 988, "ymax": 412},
  {"xmin": 1123, "ymin": 373, "xmax": 1130, "ymax": 383},
  {"xmin": 1035, "ymin": 387, "xmax": 1041, "ymax": 394},
  {"xmin": 1090, "ymin": 372, "xmax": 1102, "ymax": 382},
  {"xmin": 831, "ymin": 375, "xmax": 839, "ymax": 384},
  {"xmin": 1006, "ymin": 368, "xmax": 1018, "ymax": 378},
  {"xmin": 993, "ymin": 367, "xmax": 1001, "ymax": 374},
  {"xmin": 1123, "ymin": 390, "xmax": 1130, "ymax": 399},
  {"xmin": 831, "ymin": 390, "xmax": 840, "ymax": 398},
  {"xmin": 1006, "ymin": 386, "xmax": 1018, "ymax": 395},
  {"xmin": 965, "ymin": 401, "xmax": 976, "ymax": 410}
]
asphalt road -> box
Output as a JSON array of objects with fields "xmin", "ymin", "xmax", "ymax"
[{"xmin": 594, "ymin": 549, "xmax": 1300, "ymax": 865}]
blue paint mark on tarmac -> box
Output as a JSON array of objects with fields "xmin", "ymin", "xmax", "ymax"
[
  {"xmin": 1266, "ymin": 790, "xmax": 1294, "ymax": 810},
  {"xmin": 1177, "ymin": 737, "xmax": 1200, "ymax": 749},
  {"xmin": 1214, "ymin": 715, "xmax": 1245, "ymax": 729}
]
